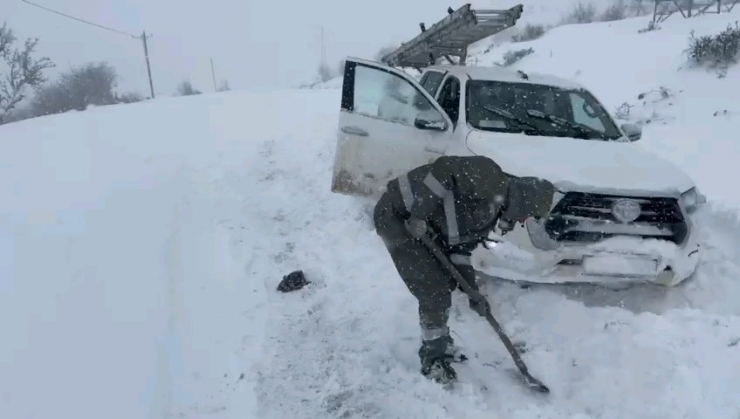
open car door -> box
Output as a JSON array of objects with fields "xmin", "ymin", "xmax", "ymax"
[{"xmin": 331, "ymin": 57, "xmax": 454, "ymax": 197}]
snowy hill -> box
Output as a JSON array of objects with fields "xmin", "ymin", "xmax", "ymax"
[{"xmin": 3, "ymin": 9, "xmax": 740, "ymax": 419}]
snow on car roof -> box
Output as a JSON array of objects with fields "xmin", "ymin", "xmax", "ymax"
[{"xmin": 426, "ymin": 65, "xmax": 584, "ymax": 90}]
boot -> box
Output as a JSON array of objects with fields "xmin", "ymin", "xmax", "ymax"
[
  {"xmin": 443, "ymin": 334, "xmax": 468, "ymax": 363},
  {"xmin": 421, "ymin": 358, "xmax": 457, "ymax": 385},
  {"xmin": 419, "ymin": 336, "xmax": 458, "ymax": 384}
]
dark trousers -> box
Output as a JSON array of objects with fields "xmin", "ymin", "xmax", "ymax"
[{"xmin": 373, "ymin": 193, "xmax": 477, "ymax": 342}]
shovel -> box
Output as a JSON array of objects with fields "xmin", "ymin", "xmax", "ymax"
[{"xmin": 406, "ymin": 221, "xmax": 551, "ymax": 394}]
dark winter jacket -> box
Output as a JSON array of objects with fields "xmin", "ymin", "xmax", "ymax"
[{"xmin": 384, "ymin": 155, "xmax": 509, "ymax": 250}]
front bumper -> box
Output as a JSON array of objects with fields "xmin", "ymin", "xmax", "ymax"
[{"xmin": 473, "ymin": 217, "xmax": 701, "ymax": 288}]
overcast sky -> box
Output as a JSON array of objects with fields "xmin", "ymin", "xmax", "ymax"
[{"xmin": 1, "ymin": 0, "xmax": 510, "ymax": 96}]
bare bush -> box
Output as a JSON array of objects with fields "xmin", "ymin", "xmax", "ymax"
[
  {"xmin": 115, "ymin": 91, "xmax": 144, "ymax": 103},
  {"xmin": 317, "ymin": 63, "xmax": 334, "ymax": 82},
  {"xmin": 498, "ymin": 48, "xmax": 535, "ymax": 66},
  {"xmin": 0, "ymin": 23, "xmax": 54, "ymax": 124},
  {"xmin": 511, "ymin": 24, "xmax": 547, "ymax": 42},
  {"xmin": 638, "ymin": 21, "xmax": 661, "ymax": 33},
  {"xmin": 176, "ymin": 80, "xmax": 201, "ymax": 96},
  {"xmin": 600, "ymin": 0, "xmax": 628, "ymax": 21},
  {"xmin": 562, "ymin": 1, "xmax": 598, "ymax": 24},
  {"xmin": 629, "ymin": 0, "xmax": 650, "ymax": 16},
  {"xmin": 1, "ymin": 105, "xmax": 34, "ymax": 124},
  {"xmin": 374, "ymin": 45, "xmax": 398, "ymax": 64},
  {"xmin": 31, "ymin": 62, "xmax": 119, "ymax": 116},
  {"xmin": 614, "ymin": 102, "xmax": 633, "ymax": 120},
  {"xmin": 686, "ymin": 23, "xmax": 740, "ymax": 68}
]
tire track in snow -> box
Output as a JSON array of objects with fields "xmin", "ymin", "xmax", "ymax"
[
  {"xmin": 149, "ymin": 173, "xmax": 187, "ymax": 419},
  {"xmin": 142, "ymin": 163, "xmax": 268, "ymax": 418}
]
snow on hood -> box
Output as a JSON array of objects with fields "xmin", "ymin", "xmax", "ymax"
[{"xmin": 466, "ymin": 131, "xmax": 695, "ymax": 196}]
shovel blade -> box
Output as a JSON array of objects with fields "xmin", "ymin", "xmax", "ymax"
[{"xmin": 522, "ymin": 374, "xmax": 550, "ymax": 394}]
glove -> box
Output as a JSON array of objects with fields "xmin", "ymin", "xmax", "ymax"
[
  {"xmin": 498, "ymin": 218, "xmax": 515, "ymax": 235},
  {"xmin": 406, "ymin": 217, "xmax": 429, "ymax": 239},
  {"xmin": 468, "ymin": 296, "xmax": 490, "ymax": 317}
]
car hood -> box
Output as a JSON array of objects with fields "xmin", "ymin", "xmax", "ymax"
[{"xmin": 465, "ymin": 131, "xmax": 694, "ymax": 197}]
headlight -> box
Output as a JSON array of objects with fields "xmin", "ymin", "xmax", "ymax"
[{"xmin": 680, "ymin": 187, "xmax": 704, "ymax": 213}]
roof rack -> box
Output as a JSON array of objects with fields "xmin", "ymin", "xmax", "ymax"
[{"xmin": 381, "ymin": 3, "xmax": 524, "ymax": 69}]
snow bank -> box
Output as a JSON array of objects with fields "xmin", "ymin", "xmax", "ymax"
[{"xmin": 0, "ymin": 91, "xmax": 291, "ymax": 418}]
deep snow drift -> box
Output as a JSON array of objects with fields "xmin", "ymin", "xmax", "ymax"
[
  {"xmin": 0, "ymin": 93, "xmax": 275, "ymax": 418},
  {"xmin": 3, "ymin": 9, "xmax": 740, "ymax": 419}
]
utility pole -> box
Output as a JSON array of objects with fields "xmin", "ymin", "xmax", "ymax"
[
  {"xmin": 21, "ymin": 0, "xmax": 157, "ymax": 100},
  {"xmin": 210, "ymin": 58, "xmax": 217, "ymax": 92},
  {"xmin": 320, "ymin": 25, "xmax": 326, "ymax": 65},
  {"xmin": 139, "ymin": 31, "xmax": 155, "ymax": 99}
]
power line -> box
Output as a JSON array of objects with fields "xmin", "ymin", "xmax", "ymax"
[
  {"xmin": 21, "ymin": 0, "xmax": 137, "ymax": 38},
  {"xmin": 20, "ymin": 0, "xmax": 156, "ymax": 98}
]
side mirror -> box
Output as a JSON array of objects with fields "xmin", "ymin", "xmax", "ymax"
[
  {"xmin": 414, "ymin": 117, "xmax": 447, "ymax": 131},
  {"xmin": 581, "ymin": 101, "xmax": 599, "ymax": 118},
  {"xmin": 621, "ymin": 123, "xmax": 642, "ymax": 141}
]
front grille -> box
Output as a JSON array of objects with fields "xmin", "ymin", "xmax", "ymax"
[{"xmin": 545, "ymin": 192, "xmax": 687, "ymax": 244}]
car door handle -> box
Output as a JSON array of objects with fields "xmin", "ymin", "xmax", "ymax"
[
  {"xmin": 424, "ymin": 146, "xmax": 444, "ymax": 154},
  {"xmin": 341, "ymin": 126, "xmax": 369, "ymax": 137}
]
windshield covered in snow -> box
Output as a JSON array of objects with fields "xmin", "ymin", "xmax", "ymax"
[{"xmin": 465, "ymin": 80, "xmax": 622, "ymax": 140}]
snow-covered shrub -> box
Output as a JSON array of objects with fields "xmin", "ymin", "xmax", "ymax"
[
  {"xmin": 317, "ymin": 63, "xmax": 334, "ymax": 82},
  {"xmin": 562, "ymin": 1, "xmax": 598, "ymax": 24},
  {"xmin": 686, "ymin": 22, "xmax": 740, "ymax": 67},
  {"xmin": 638, "ymin": 21, "xmax": 661, "ymax": 34},
  {"xmin": 600, "ymin": 0, "xmax": 628, "ymax": 22},
  {"xmin": 32, "ymin": 62, "xmax": 120, "ymax": 116},
  {"xmin": 499, "ymin": 48, "xmax": 534, "ymax": 66},
  {"xmin": 629, "ymin": 0, "xmax": 650, "ymax": 16},
  {"xmin": 614, "ymin": 102, "xmax": 633, "ymax": 120},
  {"xmin": 511, "ymin": 23, "xmax": 546, "ymax": 43},
  {"xmin": 176, "ymin": 80, "xmax": 202, "ymax": 96},
  {"xmin": 374, "ymin": 45, "xmax": 398, "ymax": 63}
]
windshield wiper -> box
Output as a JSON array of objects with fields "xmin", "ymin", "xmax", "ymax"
[
  {"xmin": 481, "ymin": 105, "xmax": 539, "ymax": 133},
  {"xmin": 524, "ymin": 109, "xmax": 598, "ymax": 139}
]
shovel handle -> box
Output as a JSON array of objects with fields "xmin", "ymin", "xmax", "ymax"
[{"xmin": 406, "ymin": 222, "xmax": 550, "ymax": 394}]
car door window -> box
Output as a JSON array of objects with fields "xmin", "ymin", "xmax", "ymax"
[
  {"xmin": 352, "ymin": 64, "xmax": 445, "ymax": 127},
  {"xmin": 420, "ymin": 71, "xmax": 445, "ymax": 96},
  {"xmin": 436, "ymin": 77, "xmax": 460, "ymax": 125},
  {"xmin": 569, "ymin": 93, "xmax": 605, "ymax": 131}
]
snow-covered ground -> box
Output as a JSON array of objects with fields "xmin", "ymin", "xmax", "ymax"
[{"xmin": 3, "ymin": 9, "xmax": 740, "ymax": 419}]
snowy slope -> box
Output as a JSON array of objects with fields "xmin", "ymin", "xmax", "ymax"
[
  {"xmin": 3, "ymin": 10, "xmax": 740, "ymax": 419},
  {"xmin": 0, "ymin": 92, "xmax": 290, "ymax": 418}
]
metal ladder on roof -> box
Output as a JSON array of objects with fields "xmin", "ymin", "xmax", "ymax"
[{"xmin": 381, "ymin": 3, "xmax": 524, "ymax": 70}]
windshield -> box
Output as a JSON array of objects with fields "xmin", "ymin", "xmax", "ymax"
[{"xmin": 465, "ymin": 80, "xmax": 622, "ymax": 140}]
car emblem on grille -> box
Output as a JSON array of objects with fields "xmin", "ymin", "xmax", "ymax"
[{"xmin": 611, "ymin": 199, "xmax": 641, "ymax": 223}]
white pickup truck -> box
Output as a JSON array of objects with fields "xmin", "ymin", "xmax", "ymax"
[{"xmin": 331, "ymin": 57, "xmax": 704, "ymax": 288}]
